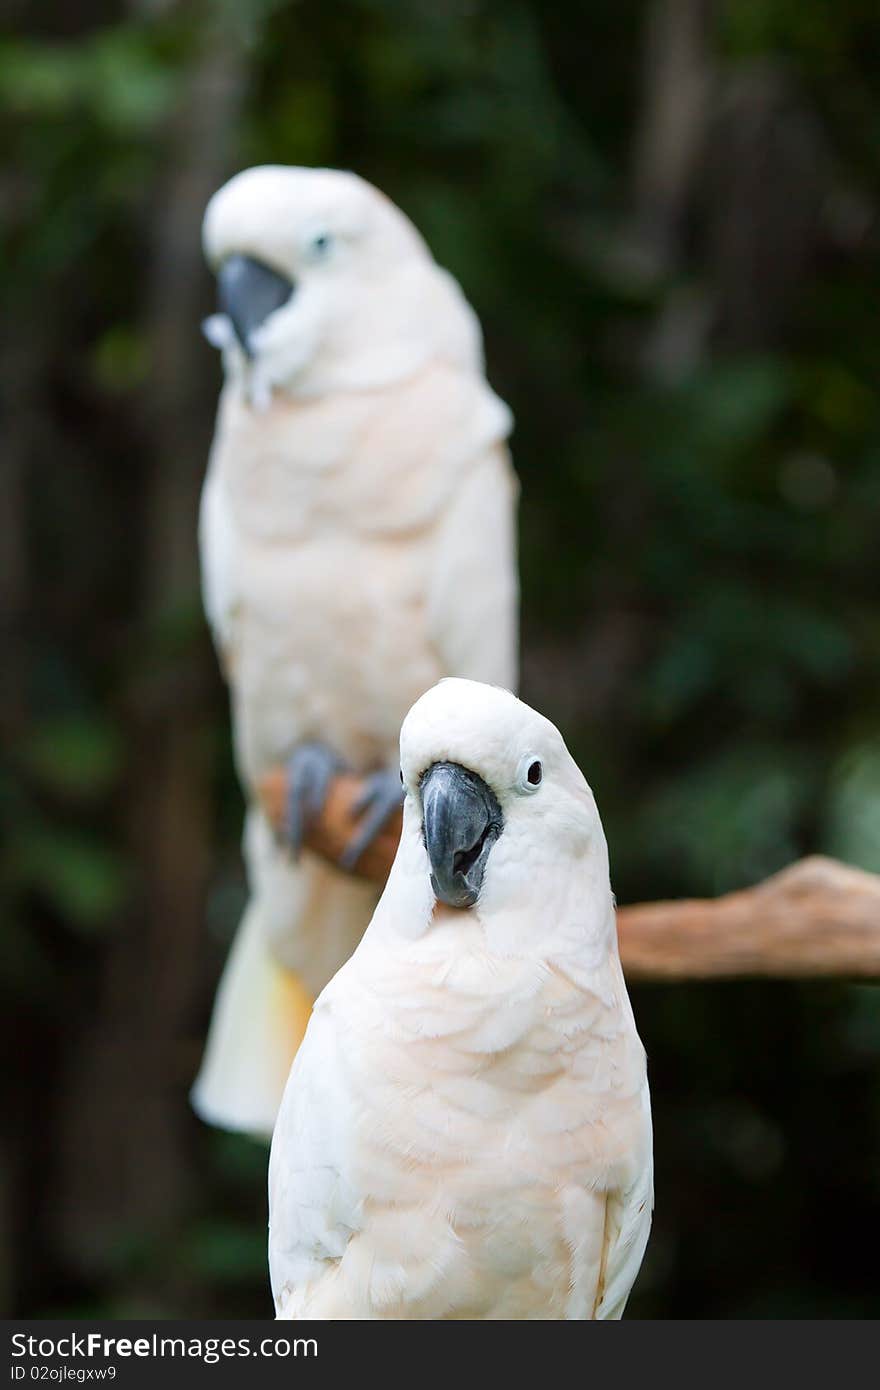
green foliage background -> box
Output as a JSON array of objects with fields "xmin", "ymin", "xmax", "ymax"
[{"xmin": 3, "ymin": 0, "xmax": 880, "ymax": 1316}]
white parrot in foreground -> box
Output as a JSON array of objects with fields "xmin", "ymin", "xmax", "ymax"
[
  {"xmin": 269, "ymin": 679, "xmax": 653, "ymax": 1320},
  {"xmin": 191, "ymin": 167, "xmax": 518, "ymax": 1137}
]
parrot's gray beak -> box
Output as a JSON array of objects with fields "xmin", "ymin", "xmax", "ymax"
[
  {"xmin": 216, "ymin": 254, "xmax": 294, "ymax": 357},
  {"xmin": 421, "ymin": 761, "xmax": 502, "ymax": 909}
]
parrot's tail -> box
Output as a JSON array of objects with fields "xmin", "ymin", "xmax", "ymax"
[
  {"xmin": 191, "ymin": 813, "xmax": 379, "ymax": 1138},
  {"xmin": 190, "ymin": 895, "xmax": 312, "ymax": 1139}
]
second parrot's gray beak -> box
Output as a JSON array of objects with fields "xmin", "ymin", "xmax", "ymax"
[
  {"xmin": 216, "ymin": 254, "xmax": 294, "ymax": 357},
  {"xmin": 421, "ymin": 761, "xmax": 503, "ymax": 909}
]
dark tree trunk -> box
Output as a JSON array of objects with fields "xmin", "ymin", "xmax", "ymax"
[{"xmin": 54, "ymin": 25, "xmax": 247, "ymax": 1309}]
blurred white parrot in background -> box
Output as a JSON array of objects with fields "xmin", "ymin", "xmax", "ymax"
[
  {"xmin": 268, "ymin": 679, "xmax": 653, "ymax": 1320},
  {"xmin": 192, "ymin": 167, "xmax": 518, "ymax": 1137}
]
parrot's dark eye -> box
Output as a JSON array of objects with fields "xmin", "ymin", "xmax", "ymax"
[
  {"xmin": 516, "ymin": 754, "xmax": 543, "ymax": 794},
  {"xmin": 309, "ymin": 231, "xmax": 333, "ymax": 259},
  {"xmin": 399, "ymin": 768, "xmax": 404, "ymax": 785}
]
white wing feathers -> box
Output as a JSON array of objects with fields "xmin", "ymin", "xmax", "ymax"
[
  {"xmin": 594, "ymin": 1142, "xmax": 654, "ymax": 1319},
  {"xmin": 268, "ymin": 966, "xmax": 653, "ymax": 1320},
  {"xmin": 268, "ymin": 1002, "xmax": 361, "ymax": 1316},
  {"xmin": 198, "ymin": 452, "xmax": 239, "ymax": 668},
  {"xmin": 426, "ymin": 442, "xmax": 519, "ymax": 691}
]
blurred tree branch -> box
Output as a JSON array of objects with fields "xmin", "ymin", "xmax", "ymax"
[
  {"xmin": 617, "ymin": 857, "xmax": 880, "ymax": 980},
  {"xmin": 260, "ymin": 767, "xmax": 880, "ymax": 981}
]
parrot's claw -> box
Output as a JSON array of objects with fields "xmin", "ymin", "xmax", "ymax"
[
  {"xmin": 283, "ymin": 742, "xmax": 344, "ymax": 856},
  {"xmin": 338, "ymin": 769, "xmax": 405, "ymax": 873}
]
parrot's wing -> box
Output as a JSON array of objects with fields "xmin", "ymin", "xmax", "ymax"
[
  {"xmin": 198, "ymin": 458, "xmax": 239, "ymax": 669},
  {"xmin": 593, "ymin": 1090, "xmax": 654, "ymax": 1319},
  {"xmin": 426, "ymin": 441, "xmax": 519, "ymax": 691},
  {"xmin": 268, "ymin": 996, "xmax": 360, "ymax": 1317}
]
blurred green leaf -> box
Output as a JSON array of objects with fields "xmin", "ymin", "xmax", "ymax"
[
  {"xmin": 20, "ymin": 831, "xmax": 128, "ymax": 933},
  {"xmin": 22, "ymin": 716, "xmax": 123, "ymax": 800},
  {"xmin": 0, "ymin": 32, "xmax": 175, "ymax": 131},
  {"xmin": 634, "ymin": 746, "xmax": 813, "ymax": 893},
  {"xmin": 91, "ymin": 326, "xmax": 150, "ymax": 393},
  {"xmin": 183, "ymin": 1221, "xmax": 268, "ymax": 1283},
  {"xmin": 824, "ymin": 742, "xmax": 880, "ymax": 872}
]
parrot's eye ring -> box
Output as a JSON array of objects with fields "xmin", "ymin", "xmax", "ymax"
[
  {"xmin": 308, "ymin": 231, "xmax": 334, "ymax": 259},
  {"xmin": 516, "ymin": 755, "xmax": 543, "ymax": 794}
]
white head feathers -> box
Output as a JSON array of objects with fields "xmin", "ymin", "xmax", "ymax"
[
  {"xmin": 202, "ymin": 165, "xmax": 485, "ymax": 403},
  {"xmin": 369, "ymin": 679, "xmax": 616, "ymax": 968}
]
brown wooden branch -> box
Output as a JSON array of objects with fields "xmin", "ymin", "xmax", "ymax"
[
  {"xmin": 616, "ymin": 857, "xmax": 880, "ymax": 980},
  {"xmin": 259, "ymin": 767, "xmax": 403, "ymax": 885},
  {"xmin": 257, "ymin": 767, "xmax": 880, "ymax": 981}
]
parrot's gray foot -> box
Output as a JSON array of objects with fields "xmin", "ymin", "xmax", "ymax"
[
  {"xmin": 283, "ymin": 741, "xmax": 344, "ymax": 856},
  {"xmin": 339, "ymin": 768, "xmax": 405, "ymax": 872}
]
